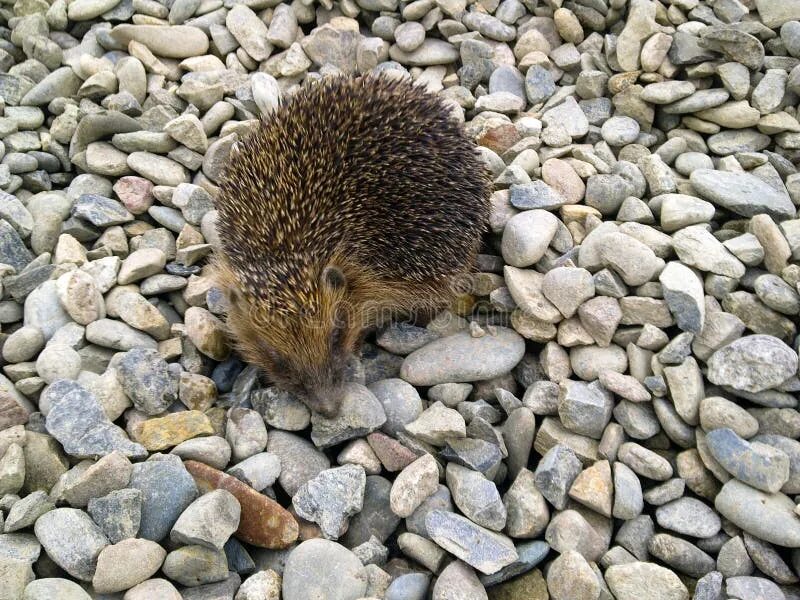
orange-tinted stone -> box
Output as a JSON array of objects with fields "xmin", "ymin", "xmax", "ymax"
[
  {"xmin": 477, "ymin": 123, "xmax": 520, "ymax": 155},
  {"xmin": 139, "ymin": 410, "xmax": 214, "ymax": 451},
  {"xmin": 183, "ymin": 460, "xmax": 299, "ymax": 549}
]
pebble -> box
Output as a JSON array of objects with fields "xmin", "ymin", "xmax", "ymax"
[
  {"xmin": 673, "ymin": 225, "xmax": 746, "ymax": 279},
  {"xmin": 618, "ymin": 442, "xmax": 673, "ymax": 481},
  {"xmin": 184, "ymin": 306, "xmax": 230, "ymax": 360},
  {"xmin": 310, "ymin": 383, "xmax": 386, "ymax": 448},
  {"xmin": 162, "ymin": 545, "xmax": 228, "ymax": 586},
  {"xmin": 706, "ymin": 427, "xmax": 791, "ymax": 492},
  {"xmin": 251, "ymin": 387, "xmax": 311, "ymax": 432},
  {"xmin": 293, "ymin": 464, "xmax": 366, "ymax": 539},
  {"xmin": 129, "ymin": 455, "xmax": 197, "ymax": 542},
  {"xmin": 116, "ymin": 348, "xmax": 178, "ymax": 415},
  {"xmin": 432, "ymin": 560, "xmax": 487, "ymax": 599},
  {"xmin": 390, "ymin": 454, "xmax": 439, "ymax": 518},
  {"xmin": 281, "ymin": 539, "xmax": 367, "ymax": 600},
  {"xmin": 87, "ymin": 488, "xmax": 142, "ymax": 543},
  {"xmin": 43, "ymin": 380, "xmax": 147, "ymax": 459},
  {"xmin": 533, "ymin": 443, "xmax": 583, "ymax": 510},
  {"xmin": 544, "ymin": 509, "xmax": 606, "ymax": 562},
  {"xmin": 226, "ymin": 407, "xmax": 268, "ymax": 461},
  {"xmin": 446, "ymin": 463, "xmax": 506, "ymax": 531},
  {"xmin": 400, "ymin": 328, "xmax": 525, "ymax": 386},
  {"xmin": 604, "ymin": 561, "xmax": 689, "ymax": 600},
  {"xmin": 123, "ymin": 579, "xmax": 181, "ymax": 600},
  {"xmin": 35, "ymin": 344, "xmax": 82, "ymax": 384},
  {"xmin": 546, "ymin": 550, "xmax": 599, "ymax": 600},
  {"xmin": 226, "ymin": 452, "xmax": 280, "ymax": 491},
  {"xmin": 22, "ymin": 579, "xmax": 92, "ymax": 600},
  {"xmin": 404, "ymin": 401, "xmax": 466, "ymax": 445},
  {"xmin": 368, "ymin": 378, "xmax": 422, "ymax": 437},
  {"xmin": 425, "ymin": 510, "xmax": 518, "ymax": 575},
  {"xmin": 267, "ymin": 430, "xmax": 330, "ymax": 497},
  {"xmin": 109, "ymin": 25, "xmax": 209, "ymax": 58},
  {"xmin": 33, "ymin": 508, "xmax": 109, "ymax": 581},
  {"xmin": 501, "ymin": 209, "xmax": 559, "ymax": 267},
  {"xmin": 2, "ymin": 326, "xmax": 44, "ymax": 363},
  {"xmin": 171, "ymin": 489, "xmax": 240, "ymax": 550},
  {"xmin": 658, "ymin": 261, "xmax": 705, "ymax": 333},
  {"xmin": 707, "ymin": 334, "xmax": 798, "ymax": 393},
  {"xmin": 715, "ymin": 479, "xmax": 800, "ymax": 547},
  {"xmin": 690, "ymin": 169, "xmax": 795, "ymax": 220},
  {"xmin": 92, "ymin": 538, "xmax": 165, "ymax": 593},
  {"xmin": 655, "ymin": 497, "xmax": 721, "ymax": 539},
  {"xmin": 58, "ymin": 451, "xmax": 132, "ymax": 508},
  {"xmin": 569, "ymin": 459, "xmax": 613, "ymax": 518},
  {"xmin": 558, "ymin": 380, "xmax": 613, "ymax": 439},
  {"xmin": 726, "ymin": 576, "xmax": 785, "ymax": 600},
  {"xmin": 171, "ymin": 437, "xmax": 231, "ymax": 471}
]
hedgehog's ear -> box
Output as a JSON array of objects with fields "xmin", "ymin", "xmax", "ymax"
[{"xmin": 321, "ymin": 266, "xmax": 347, "ymax": 291}]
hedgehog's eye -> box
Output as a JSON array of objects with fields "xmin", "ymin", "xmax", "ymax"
[{"xmin": 321, "ymin": 265, "xmax": 347, "ymax": 291}]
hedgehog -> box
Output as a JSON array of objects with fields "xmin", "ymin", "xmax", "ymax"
[{"xmin": 212, "ymin": 74, "xmax": 492, "ymax": 417}]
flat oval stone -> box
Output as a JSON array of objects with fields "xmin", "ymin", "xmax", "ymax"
[
  {"xmin": 655, "ymin": 498, "xmax": 721, "ymax": 538},
  {"xmin": 690, "ymin": 169, "xmax": 795, "ymax": 220},
  {"xmin": 388, "ymin": 39, "xmax": 459, "ymax": 66},
  {"xmin": 109, "ymin": 25, "xmax": 209, "ymax": 58},
  {"xmin": 715, "ymin": 479, "xmax": 800, "ymax": 547},
  {"xmin": 183, "ymin": 460, "xmax": 298, "ymax": 549},
  {"xmin": 400, "ymin": 328, "xmax": 525, "ymax": 386}
]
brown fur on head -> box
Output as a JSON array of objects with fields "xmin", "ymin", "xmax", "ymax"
[
  {"xmin": 213, "ymin": 251, "xmax": 457, "ymax": 417},
  {"xmin": 211, "ymin": 74, "xmax": 492, "ymax": 417}
]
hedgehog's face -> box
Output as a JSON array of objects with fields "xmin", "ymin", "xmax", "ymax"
[{"xmin": 224, "ymin": 265, "xmax": 362, "ymax": 418}]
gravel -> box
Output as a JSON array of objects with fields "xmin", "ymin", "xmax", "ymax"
[{"xmin": 1, "ymin": 0, "xmax": 800, "ymax": 596}]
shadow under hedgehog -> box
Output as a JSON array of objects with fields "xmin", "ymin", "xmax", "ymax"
[{"xmin": 211, "ymin": 73, "xmax": 493, "ymax": 417}]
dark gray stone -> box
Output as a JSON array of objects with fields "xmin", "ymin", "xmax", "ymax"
[
  {"xmin": 128, "ymin": 455, "xmax": 198, "ymax": 542},
  {"xmin": 0, "ymin": 219, "xmax": 33, "ymax": 271},
  {"xmin": 43, "ymin": 380, "xmax": 147, "ymax": 460},
  {"xmin": 87, "ymin": 488, "xmax": 142, "ymax": 544},
  {"xmin": 115, "ymin": 347, "xmax": 179, "ymax": 415},
  {"xmin": 73, "ymin": 194, "xmax": 134, "ymax": 226}
]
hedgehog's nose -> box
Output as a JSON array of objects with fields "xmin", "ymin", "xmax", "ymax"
[{"xmin": 302, "ymin": 385, "xmax": 344, "ymax": 418}]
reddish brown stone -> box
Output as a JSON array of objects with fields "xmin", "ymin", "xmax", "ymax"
[
  {"xmin": 367, "ymin": 432, "xmax": 417, "ymax": 472},
  {"xmin": 113, "ymin": 176, "xmax": 154, "ymax": 215},
  {"xmin": 0, "ymin": 390, "xmax": 30, "ymax": 430},
  {"xmin": 184, "ymin": 460, "xmax": 299, "ymax": 549},
  {"xmin": 476, "ymin": 123, "xmax": 520, "ymax": 155}
]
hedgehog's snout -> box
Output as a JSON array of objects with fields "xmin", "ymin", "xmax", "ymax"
[{"xmin": 300, "ymin": 383, "xmax": 346, "ymax": 418}]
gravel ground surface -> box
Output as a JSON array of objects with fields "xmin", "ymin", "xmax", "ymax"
[{"xmin": 2, "ymin": 0, "xmax": 800, "ymax": 598}]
